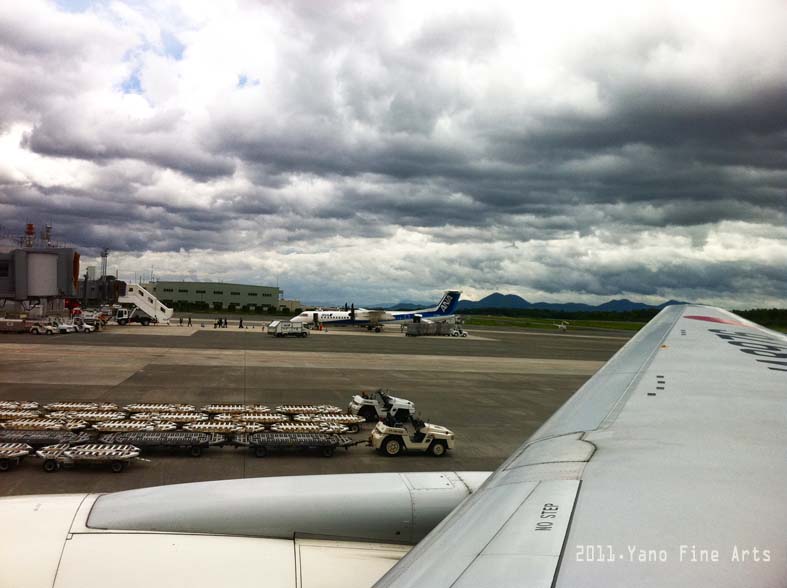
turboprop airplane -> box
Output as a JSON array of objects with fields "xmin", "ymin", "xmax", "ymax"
[
  {"xmin": 290, "ymin": 290, "xmax": 461, "ymax": 331},
  {"xmin": 1, "ymin": 304, "xmax": 785, "ymax": 587}
]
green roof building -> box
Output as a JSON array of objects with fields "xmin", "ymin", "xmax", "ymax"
[{"xmin": 143, "ymin": 281, "xmax": 300, "ymax": 312}]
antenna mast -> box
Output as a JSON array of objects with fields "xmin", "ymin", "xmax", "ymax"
[{"xmin": 100, "ymin": 248, "xmax": 109, "ymax": 278}]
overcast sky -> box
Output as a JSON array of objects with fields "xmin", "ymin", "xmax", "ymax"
[{"xmin": 1, "ymin": 0, "xmax": 785, "ymax": 307}]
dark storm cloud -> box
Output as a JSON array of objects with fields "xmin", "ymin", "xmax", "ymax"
[
  {"xmin": 0, "ymin": 0, "xmax": 785, "ymax": 305},
  {"xmin": 25, "ymin": 113, "xmax": 236, "ymax": 180},
  {"xmin": 205, "ymin": 53, "xmax": 787, "ymax": 232},
  {"xmin": 527, "ymin": 258, "xmax": 787, "ymax": 300}
]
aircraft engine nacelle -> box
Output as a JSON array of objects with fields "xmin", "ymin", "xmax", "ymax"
[{"xmin": 0, "ymin": 471, "xmax": 490, "ymax": 588}]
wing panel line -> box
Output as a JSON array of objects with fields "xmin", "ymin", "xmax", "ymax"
[
  {"xmin": 550, "ymin": 480, "xmax": 581, "ymax": 588},
  {"xmin": 447, "ymin": 483, "xmax": 541, "ymax": 588}
]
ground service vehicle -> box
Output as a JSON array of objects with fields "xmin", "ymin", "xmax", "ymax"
[
  {"xmin": 71, "ymin": 316, "xmax": 96, "ymax": 333},
  {"xmin": 405, "ymin": 322, "xmax": 467, "ymax": 337},
  {"xmin": 237, "ymin": 431, "xmax": 354, "ymax": 457},
  {"xmin": 37, "ymin": 443, "xmax": 140, "ymax": 473},
  {"xmin": 54, "ymin": 320, "xmax": 77, "ymax": 334},
  {"xmin": 28, "ymin": 321, "xmax": 57, "ymax": 335},
  {"xmin": 28, "ymin": 319, "xmax": 78, "ymax": 335},
  {"xmin": 98, "ymin": 431, "xmax": 224, "ymax": 457},
  {"xmin": 116, "ymin": 283, "xmax": 173, "ymax": 325},
  {"xmin": 369, "ymin": 418, "xmax": 455, "ymax": 457},
  {"xmin": 114, "ymin": 307, "xmax": 154, "ymax": 326},
  {"xmin": 0, "ymin": 443, "xmax": 33, "ymax": 471},
  {"xmin": 266, "ymin": 320, "xmax": 309, "ymax": 337},
  {"xmin": 348, "ymin": 389, "xmax": 416, "ymax": 422},
  {"xmin": 0, "ymin": 319, "xmax": 33, "ymax": 334}
]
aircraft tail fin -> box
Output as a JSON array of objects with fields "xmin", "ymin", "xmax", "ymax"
[{"xmin": 433, "ymin": 291, "xmax": 461, "ymax": 315}]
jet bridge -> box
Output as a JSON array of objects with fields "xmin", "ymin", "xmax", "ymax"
[{"xmin": 0, "ymin": 248, "xmax": 79, "ymax": 302}]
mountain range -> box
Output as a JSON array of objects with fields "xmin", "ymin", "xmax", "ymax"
[{"xmin": 383, "ymin": 293, "xmax": 687, "ymax": 312}]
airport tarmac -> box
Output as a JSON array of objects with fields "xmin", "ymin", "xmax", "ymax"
[{"xmin": 0, "ymin": 325, "xmax": 629, "ymax": 497}]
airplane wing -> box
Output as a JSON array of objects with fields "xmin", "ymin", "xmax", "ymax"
[
  {"xmin": 375, "ymin": 304, "xmax": 787, "ymax": 587},
  {"xmin": 365, "ymin": 310, "xmax": 396, "ymax": 323}
]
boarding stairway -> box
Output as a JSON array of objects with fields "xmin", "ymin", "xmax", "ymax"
[{"xmin": 118, "ymin": 283, "xmax": 174, "ymax": 323}]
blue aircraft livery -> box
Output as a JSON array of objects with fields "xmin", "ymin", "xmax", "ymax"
[{"xmin": 289, "ymin": 291, "xmax": 462, "ymax": 327}]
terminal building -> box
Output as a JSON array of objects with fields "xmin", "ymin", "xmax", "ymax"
[{"xmin": 143, "ymin": 281, "xmax": 302, "ymax": 312}]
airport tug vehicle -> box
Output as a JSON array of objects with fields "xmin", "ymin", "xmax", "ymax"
[
  {"xmin": 348, "ymin": 389, "xmax": 416, "ymax": 422},
  {"xmin": 28, "ymin": 321, "xmax": 57, "ymax": 335},
  {"xmin": 370, "ymin": 417, "xmax": 455, "ymax": 457}
]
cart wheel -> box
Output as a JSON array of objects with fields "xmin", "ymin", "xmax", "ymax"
[
  {"xmin": 382, "ymin": 436, "xmax": 402, "ymax": 457},
  {"xmin": 348, "ymin": 424, "xmax": 360, "ymax": 434},
  {"xmin": 189, "ymin": 446, "xmax": 203, "ymax": 457},
  {"xmin": 43, "ymin": 459, "xmax": 58, "ymax": 473},
  {"xmin": 254, "ymin": 446, "xmax": 268, "ymax": 458},
  {"xmin": 0, "ymin": 459, "xmax": 9, "ymax": 472},
  {"xmin": 428, "ymin": 440, "xmax": 448, "ymax": 457},
  {"xmin": 110, "ymin": 460, "xmax": 125, "ymax": 473},
  {"xmin": 321, "ymin": 446, "xmax": 335, "ymax": 458}
]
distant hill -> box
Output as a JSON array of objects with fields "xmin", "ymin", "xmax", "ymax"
[
  {"xmin": 455, "ymin": 293, "xmax": 686, "ymax": 313},
  {"xmin": 363, "ymin": 293, "xmax": 687, "ymax": 313},
  {"xmin": 385, "ymin": 302, "xmax": 431, "ymax": 311}
]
